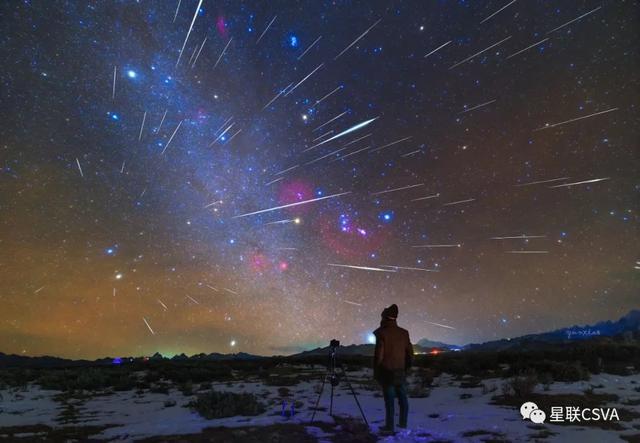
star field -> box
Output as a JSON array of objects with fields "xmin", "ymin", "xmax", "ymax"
[{"xmin": 0, "ymin": 0, "xmax": 638, "ymax": 359}]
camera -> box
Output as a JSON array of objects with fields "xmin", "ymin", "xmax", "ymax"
[{"xmin": 330, "ymin": 339, "xmax": 340, "ymax": 348}]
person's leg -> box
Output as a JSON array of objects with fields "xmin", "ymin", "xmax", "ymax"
[
  {"xmin": 382, "ymin": 384, "xmax": 396, "ymax": 431},
  {"xmin": 396, "ymin": 383, "xmax": 409, "ymax": 428}
]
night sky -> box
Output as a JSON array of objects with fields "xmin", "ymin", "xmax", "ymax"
[{"xmin": 1, "ymin": 1, "xmax": 638, "ymax": 359}]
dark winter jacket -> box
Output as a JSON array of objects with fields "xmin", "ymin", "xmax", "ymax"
[{"xmin": 373, "ymin": 318, "xmax": 413, "ymax": 385}]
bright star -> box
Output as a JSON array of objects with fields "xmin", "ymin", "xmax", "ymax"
[
  {"xmin": 367, "ymin": 333, "xmax": 376, "ymax": 344},
  {"xmin": 127, "ymin": 70, "xmax": 137, "ymax": 78}
]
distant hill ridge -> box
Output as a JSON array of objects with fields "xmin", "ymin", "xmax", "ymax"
[{"xmin": 0, "ymin": 310, "xmax": 637, "ymax": 366}]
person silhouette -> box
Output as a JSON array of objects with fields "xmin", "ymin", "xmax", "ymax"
[{"xmin": 373, "ymin": 304, "xmax": 413, "ymax": 434}]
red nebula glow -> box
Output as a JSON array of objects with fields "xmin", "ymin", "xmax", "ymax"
[
  {"xmin": 315, "ymin": 213, "xmax": 389, "ymax": 259},
  {"xmin": 216, "ymin": 16, "xmax": 228, "ymax": 38},
  {"xmin": 278, "ymin": 261, "xmax": 289, "ymax": 271},
  {"xmin": 249, "ymin": 252, "xmax": 269, "ymax": 273},
  {"xmin": 277, "ymin": 180, "xmax": 314, "ymax": 215}
]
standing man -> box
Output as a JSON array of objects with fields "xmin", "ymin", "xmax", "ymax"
[{"xmin": 373, "ymin": 304, "xmax": 413, "ymax": 434}]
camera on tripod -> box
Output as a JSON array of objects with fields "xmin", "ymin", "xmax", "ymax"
[{"xmin": 330, "ymin": 339, "xmax": 340, "ymax": 349}]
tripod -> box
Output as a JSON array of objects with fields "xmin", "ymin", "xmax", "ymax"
[{"xmin": 310, "ymin": 340, "xmax": 368, "ymax": 426}]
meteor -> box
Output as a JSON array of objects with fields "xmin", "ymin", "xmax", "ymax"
[
  {"xmin": 480, "ymin": 0, "xmax": 517, "ymax": 24},
  {"xmin": 158, "ymin": 299, "xmax": 168, "ymax": 311},
  {"xmin": 371, "ymin": 183, "xmax": 424, "ymax": 196},
  {"xmin": 143, "ymin": 317, "xmax": 155, "ymax": 335},
  {"xmin": 75, "ymin": 158, "xmax": 84, "ymax": 178},
  {"xmin": 310, "ymin": 85, "xmax": 343, "ymax": 109},
  {"xmin": 161, "ymin": 120, "xmax": 183, "ymax": 154},
  {"xmin": 138, "ymin": 111, "xmax": 147, "ymax": 141},
  {"xmin": 205, "ymin": 285, "xmax": 219, "ymax": 292},
  {"xmin": 424, "ymin": 40, "xmax": 452, "ymax": 58},
  {"xmin": 381, "ymin": 265, "xmax": 439, "ymax": 272},
  {"xmin": 506, "ymin": 37, "xmax": 549, "ymax": 59},
  {"xmin": 369, "ymin": 136, "xmax": 412, "ymax": 153},
  {"xmin": 265, "ymin": 177, "xmax": 284, "ymax": 186},
  {"xmin": 173, "ymin": 0, "xmax": 181, "ymax": 22},
  {"xmin": 334, "ymin": 18, "xmax": 381, "ymax": 60},
  {"xmin": 411, "ymin": 193, "xmax": 440, "ymax": 201},
  {"xmin": 313, "ymin": 110, "xmax": 349, "ymax": 132},
  {"xmin": 175, "ymin": 0, "xmax": 203, "ymax": 67},
  {"xmin": 459, "ymin": 99, "xmax": 496, "ymax": 114},
  {"xmin": 223, "ymin": 288, "xmax": 238, "ymax": 295},
  {"xmin": 426, "ymin": 320, "xmax": 456, "ymax": 330},
  {"xmin": 157, "ymin": 109, "xmax": 168, "ymax": 133},
  {"xmin": 331, "ymin": 144, "xmax": 371, "ymax": 162},
  {"xmin": 111, "ymin": 65, "xmax": 116, "ymax": 99},
  {"xmin": 297, "ymin": 35, "xmax": 322, "ymax": 60},
  {"xmin": 213, "ymin": 38, "xmax": 233, "ymax": 70},
  {"xmin": 443, "ymin": 198, "xmax": 475, "ymax": 206},
  {"xmin": 273, "ymin": 164, "xmax": 299, "ymax": 176},
  {"xmin": 261, "ymin": 83, "xmax": 292, "ymax": 110},
  {"xmin": 305, "ymin": 117, "xmax": 379, "ymax": 152},
  {"xmin": 256, "ymin": 15, "xmax": 277, "ymax": 44},
  {"xmin": 284, "ymin": 63, "xmax": 324, "ymax": 97},
  {"xmin": 232, "ymin": 191, "xmax": 351, "ymax": 218},
  {"xmin": 185, "ymin": 295, "xmax": 200, "ymax": 305},
  {"xmin": 506, "ymin": 250, "xmax": 549, "ymax": 254},
  {"xmin": 191, "ymin": 37, "xmax": 207, "ymax": 68},
  {"xmin": 343, "ymin": 300, "xmax": 363, "ymax": 306},
  {"xmin": 449, "ymin": 36, "xmax": 511, "ymax": 70},
  {"xmin": 546, "ymin": 6, "xmax": 602, "ymax": 35},
  {"xmin": 534, "ymin": 108, "xmax": 618, "ymax": 131},
  {"xmin": 34, "ymin": 286, "xmax": 45, "ymax": 294},
  {"xmin": 412, "ymin": 244, "xmax": 461, "ymax": 248},
  {"xmin": 548, "ymin": 177, "xmax": 610, "ymax": 188},
  {"xmin": 490, "ymin": 235, "xmax": 546, "ymax": 240},
  {"xmin": 515, "ymin": 177, "xmax": 569, "ymax": 187},
  {"xmin": 328, "ymin": 263, "xmax": 397, "ymax": 273}
]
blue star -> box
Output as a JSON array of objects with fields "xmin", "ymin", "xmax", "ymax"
[
  {"xmin": 289, "ymin": 35, "xmax": 298, "ymax": 48},
  {"xmin": 379, "ymin": 210, "xmax": 394, "ymax": 223},
  {"xmin": 127, "ymin": 69, "xmax": 137, "ymax": 79}
]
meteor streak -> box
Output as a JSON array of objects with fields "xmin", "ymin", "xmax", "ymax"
[
  {"xmin": 449, "ymin": 36, "xmax": 511, "ymax": 70},
  {"xmin": 343, "ymin": 300, "xmax": 363, "ymax": 306},
  {"xmin": 459, "ymin": 99, "xmax": 496, "ymax": 114},
  {"xmin": 185, "ymin": 295, "xmax": 200, "ymax": 305},
  {"xmin": 411, "ymin": 193, "xmax": 440, "ymax": 201},
  {"xmin": 443, "ymin": 198, "xmax": 475, "ymax": 206},
  {"xmin": 506, "ymin": 250, "xmax": 549, "ymax": 254},
  {"xmin": 412, "ymin": 244, "xmax": 461, "ymax": 248},
  {"xmin": 175, "ymin": 0, "xmax": 203, "ymax": 67},
  {"xmin": 515, "ymin": 177, "xmax": 569, "ymax": 187},
  {"xmin": 369, "ymin": 136, "xmax": 412, "ymax": 153},
  {"xmin": 490, "ymin": 235, "xmax": 546, "ymax": 240},
  {"xmin": 371, "ymin": 183, "xmax": 424, "ymax": 196},
  {"xmin": 284, "ymin": 63, "xmax": 324, "ymax": 97},
  {"xmin": 232, "ymin": 191, "xmax": 351, "ymax": 218},
  {"xmin": 334, "ymin": 19, "xmax": 381, "ymax": 60},
  {"xmin": 534, "ymin": 108, "xmax": 618, "ymax": 131},
  {"xmin": 305, "ymin": 117, "xmax": 378, "ymax": 152},
  {"xmin": 256, "ymin": 15, "xmax": 277, "ymax": 44},
  {"xmin": 213, "ymin": 38, "xmax": 233, "ymax": 70},
  {"xmin": 546, "ymin": 6, "xmax": 602, "ymax": 35},
  {"xmin": 506, "ymin": 37, "xmax": 549, "ymax": 59},
  {"xmin": 548, "ymin": 177, "xmax": 610, "ymax": 188},
  {"xmin": 161, "ymin": 120, "xmax": 183, "ymax": 154},
  {"xmin": 328, "ymin": 263, "xmax": 397, "ymax": 272},
  {"xmin": 480, "ymin": 0, "xmax": 517, "ymax": 24},
  {"xmin": 381, "ymin": 265, "xmax": 439, "ymax": 272},
  {"xmin": 313, "ymin": 111, "xmax": 349, "ymax": 132},
  {"xmin": 143, "ymin": 317, "xmax": 155, "ymax": 335},
  {"xmin": 424, "ymin": 40, "xmax": 452, "ymax": 58},
  {"xmin": 426, "ymin": 320, "xmax": 456, "ymax": 330},
  {"xmin": 138, "ymin": 111, "xmax": 147, "ymax": 141},
  {"xmin": 75, "ymin": 158, "xmax": 84, "ymax": 177},
  {"xmin": 158, "ymin": 299, "xmax": 168, "ymax": 311},
  {"xmin": 297, "ymin": 35, "xmax": 322, "ymax": 60},
  {"xmin": 111, "ymin": 65, "xmax": 116, "ymax": 99}
]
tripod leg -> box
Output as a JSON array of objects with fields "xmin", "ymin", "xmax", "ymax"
[
  {"xmin": 330, "ymin": 381, "xmax": 334, "ymax": 416},
  {"xmin": 340, "ymin": 369, "xmax": 369, "ymax": 426},
  {"xmin": 310, "ymin": 374, "xmax": 327, "ymax": 424}
]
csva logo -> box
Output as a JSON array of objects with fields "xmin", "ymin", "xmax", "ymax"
[{"xmin": 520, "ymin": 401, "xmax": 620, "ymax": 424}]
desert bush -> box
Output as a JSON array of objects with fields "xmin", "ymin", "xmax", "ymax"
[
  {"xmin": 481, "ymin": 383, "xmax": 498, "ymax": 395},
  {"xmin": 502, "ymin": 369, "xmax": 538, "ymax": 398},
  {"xmin": 179, "ymin": 380, "xmax": 194, "ymax": 396},
  {"xmin": 189, "ymin": 390, "xmax": 265, "ymax": 419},
  {"xmin": 264, "ymin": 375, "xmax": 299, "ymax": 386}
]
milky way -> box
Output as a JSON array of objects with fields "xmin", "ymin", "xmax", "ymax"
[{"xmin": 0, "ymin": 1, "xmax": 638, "ymax": 359}]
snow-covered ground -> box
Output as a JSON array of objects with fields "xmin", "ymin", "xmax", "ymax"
[{"xmin": 1, "ymin": 367, "xmax": 638, "ymax": 442}]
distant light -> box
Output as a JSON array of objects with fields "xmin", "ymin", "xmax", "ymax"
[
  {"xmin": 115, "ymin": 272, "xmax": 123, "ymax": 280},
  {"xmin": 127, "ymin": 70, "xmax": 137, "ymax": 78},
  {"xmin": 367, "ymin": 333, "xmax": 376, "ymax": 344},
  {"xmin": 112, "ymin": 357, "xmax": 122, "ymax": 365},
  {"xmin": 302, "ymin": 114, "xmax": 308, "ymax": 121},
  {"xmin": 293, "ymin": 217, "xmax": 301, "ymax": 224},
  {"xmin": 230, "ymin": 339, "xmax": 236, "ymax": 347}
]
